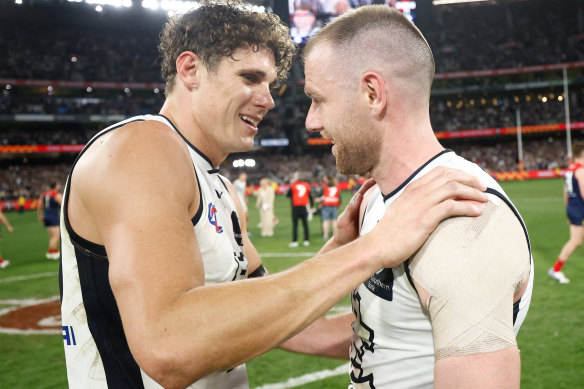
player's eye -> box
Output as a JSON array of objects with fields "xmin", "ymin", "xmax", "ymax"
[{"xmin": 242, "ymin": 74, "xmax": 260, "ymax": 84}]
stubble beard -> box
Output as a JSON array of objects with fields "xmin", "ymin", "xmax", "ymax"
[{"xmin": 334, "ymin": 135, "xmax": 380, "ymax": 176}]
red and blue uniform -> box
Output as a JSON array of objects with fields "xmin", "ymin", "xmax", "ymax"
[
  {"xmin": 42, "ymin": 189, "xmax": 60, "ymax": 227},
  {"xmin": 565, "ymin": 162, "xmax": 584, "ymax": 226}
]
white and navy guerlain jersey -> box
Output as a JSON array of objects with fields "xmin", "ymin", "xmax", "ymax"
[
  {"xmin": 349, "ymin": 150, "xmax": 534, "ymax": 389},
  {"xmin": 60, "ymin": 114, "xmax": 250, "ymax": 389}
]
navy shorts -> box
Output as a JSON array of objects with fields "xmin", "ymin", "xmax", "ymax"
[
  {"xmin": 566, "ymin": 205, "xmax": 584, "ymax": 226},
  {"xmin": 321, "ymin": 206, "xmax": 338, "ymax": 221},
  {"xmin": 43, "ymin": 214, "xmax": 60, "ymax": 227}
]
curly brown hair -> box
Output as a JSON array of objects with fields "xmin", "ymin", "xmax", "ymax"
[{"xmin": 158, "ymin": 0, "xmax": 296, "ymax": 94}]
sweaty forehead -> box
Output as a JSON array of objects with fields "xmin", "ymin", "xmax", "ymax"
[
  {"xmin": 304, "ymin": 48, "xmax": 334, "ymax": 87},
  {"xmin": 305, "ymin": 46, "xmax": 355, "ymax": 96}
]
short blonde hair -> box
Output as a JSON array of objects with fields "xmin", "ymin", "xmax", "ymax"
[{"xmin": 303, "ymin": 6, "xmax": 435, "ymax": 94}]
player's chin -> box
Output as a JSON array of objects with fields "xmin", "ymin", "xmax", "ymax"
[{"xmin": 234, "ymin": 137, "xmax": 255, "ymax": 153}]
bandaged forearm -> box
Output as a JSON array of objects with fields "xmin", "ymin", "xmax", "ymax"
[{"xmin": 409, "ymin": 197, "xmax": 531, "ymax": 360}]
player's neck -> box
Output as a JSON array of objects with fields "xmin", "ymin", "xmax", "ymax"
[
  {"xmin": 372, "ymin": 129, "xmax": 444, "ymax": 196},
  {"xmin": 160, "ymin": 99, "xmax": 227, "ymax": 168}
]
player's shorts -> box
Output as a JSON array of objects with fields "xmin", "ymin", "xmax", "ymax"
[
  {"xmin": 321, "ymin": 206, "xmax": 338, "ymax": 221},
  {"xmin": 43, "ymin": 214, "xmax": 60, "ymax": 227},
  {"xmin": 566, "ymin": 205, "xmax": 584, "ymax": 226}
]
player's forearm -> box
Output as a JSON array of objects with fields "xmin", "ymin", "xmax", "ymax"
[
  {"xmin": 317, "ymin": 236, "xmax": 343, "ymax": 255},
  {"xmin": 279, "ymin": 312, "xmax": 354, "ymax": 359},
  {"xmin": 133, "ymin": 236, "xmax": 380, "ymax": 387}
]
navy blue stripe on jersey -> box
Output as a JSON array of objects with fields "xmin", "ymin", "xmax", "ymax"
[
  {"xmin": 157, "ymin": 114, "xmax": 215, "ymax": 169},
  {"xmin": 513, "ymin": 297, "xmax": 521, "ymax": 324},
  {"xmin": 75, "ymin": 245, "xmax": 145, "ymax": 389},
  {"xmin": 218, "ymin": 176, "xmax": 230, "ymax": 192},
  {"xmin": 208, "ymin": 168, "xmax": 220, "ymax": 174},
  {"xmin": 404, "ymin": 260, "xmax": 417, "ymax": 293},
  {"xmin": 382, "ymin": 149, "xmax": 454, "ymax": 202},
  {"xmin": 192, "ymin": 167, "xmax": 204, "ymax": 225},
  {"xmin": 485, "ymin": 187, "xmax": 532, "ymax": 261}
]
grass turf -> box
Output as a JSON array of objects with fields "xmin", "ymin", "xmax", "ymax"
[{"xmin": 0, "ymin": 178, "xmax": 582, "ymax": 388}]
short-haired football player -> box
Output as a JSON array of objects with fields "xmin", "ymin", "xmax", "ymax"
[{"xmin": 284, "ymin": 6, "xmax": 534, "ymax": 388}]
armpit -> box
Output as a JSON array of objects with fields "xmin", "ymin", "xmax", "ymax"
[{"xmin": 409, "ymin": 197, "xmax": 531, "ymax": 360}]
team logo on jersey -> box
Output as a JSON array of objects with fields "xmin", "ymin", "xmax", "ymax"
[{"xmin": 208, "ymin": 203, "xmax": 223, "ymax": 233}]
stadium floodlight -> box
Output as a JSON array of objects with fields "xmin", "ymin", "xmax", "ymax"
[
  {"xmin": 432, "ymin": 0, "xmax": 489, "ymax": 5},
  {"xmin": 244, "ymin": 159, "xmax": 256, "ymax": 167},
  {"xmin": 160, "ymin": 0, "xmax": 200, "ymax": 15},
  {"xmin": 142, "ymin": 0, "xmax": 160, "ymax": 10},
  {"xmin": 140, "ymin": 0, "xmax": 265, "ymax": 15}
]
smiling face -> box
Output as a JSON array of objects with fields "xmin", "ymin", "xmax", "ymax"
[
  {"xmin": 192, "ymin": 46, "xmax": 278, "ymax": 163},
  {"xmin": 304, "ymin": 45, "xmax": 381, "ymax": 176}
]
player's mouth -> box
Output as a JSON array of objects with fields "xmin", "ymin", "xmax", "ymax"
[
  {"xmin": 240, "ymin": 114, "xmax": 261, "ymax": 131},
  {"xmin": 321, "ymin": 132, "xmax": 335, "ymax": 144}
]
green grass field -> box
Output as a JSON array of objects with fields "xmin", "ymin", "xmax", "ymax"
[{"xmin": 1, "ymin": 178, "xmax": 583, "ymax": 388}]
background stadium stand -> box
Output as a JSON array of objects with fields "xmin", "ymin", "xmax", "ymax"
[{"xmin": 0, "ymin": 0, "xmax": 583, "ymax": 204}]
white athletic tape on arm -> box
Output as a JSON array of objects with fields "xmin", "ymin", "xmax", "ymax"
[{"xmin": 409, "ymin": 197, "xmax": 531, "ymax": 360}]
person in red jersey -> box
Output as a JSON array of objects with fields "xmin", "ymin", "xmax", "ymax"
[
  {"xmin": 38, "ymin": 182, "xmax": 62, "ymax": 260},
  {"xmin": 320, "ymin": 175, "xmax": 341, "ymax": 240},
  {"xmin": 287, "ymin": 172, "xmax": 313, "ymax": 247},
  {"xmin": 549, "ymin": 142, "xmax": 584, "ymax": 284},
  {"xmin": 0, "ymin": 208, "xmax": 13, "ymax": 268}
]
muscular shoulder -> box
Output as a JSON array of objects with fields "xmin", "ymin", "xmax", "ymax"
[
  {"xmin": 410, "ymin": 195, "xmax": 529, "ymax": 291},
  {"xmin": 72, "ymin": 120, "xmax": 198, "ymax": 224},
  {"xmin": 76, "ymin": 121, "xmax": 191, "ymax": 187},
  {"xmin": 409, "ymin": 195, "xmax": 531, "ymax": 359}
]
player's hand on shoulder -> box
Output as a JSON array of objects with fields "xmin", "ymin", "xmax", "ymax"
[
  {"xmin": 333, "ymin": 178, "xmax": 376, "ymax": 246},
  {"xmin": 369, "ymin": 167, "xmax": 488, "ymax": 269}
]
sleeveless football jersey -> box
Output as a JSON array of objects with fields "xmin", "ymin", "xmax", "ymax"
[
  {"xmin": 349, "ymin": 150, "xmax": 534, "ymax": 389},
  {"xmin": 41, "ymin": 189, "xmax": 60, "ymax": 215},
  {"xmin": 566, "ymin": 163, "xmax": 584, "ymax": 208},
  {"xmin": 60, "ymin": 114, "xmax": 249, "ymax": 389}
]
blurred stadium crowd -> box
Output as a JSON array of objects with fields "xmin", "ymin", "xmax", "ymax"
[{"xmin": 0, "ymin": 0, "xmax": 582, "ymax": 203}]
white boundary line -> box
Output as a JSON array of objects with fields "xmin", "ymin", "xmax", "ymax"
[
  {"xmin": 253, "ymin": 363, "xmax": 349, "ymax": 389},
  {"xmin": 0, "ymin": 271, "xmax": 58, "ymax": 283}
]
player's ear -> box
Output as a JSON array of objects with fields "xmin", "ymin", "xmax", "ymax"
[
  {"xmin": 361, "ymin": 72, "xmax": 387, "ymax": 118},
  {"xmin": 176, "ymin": 51, "xmax": 203, "ymax": 91}
]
